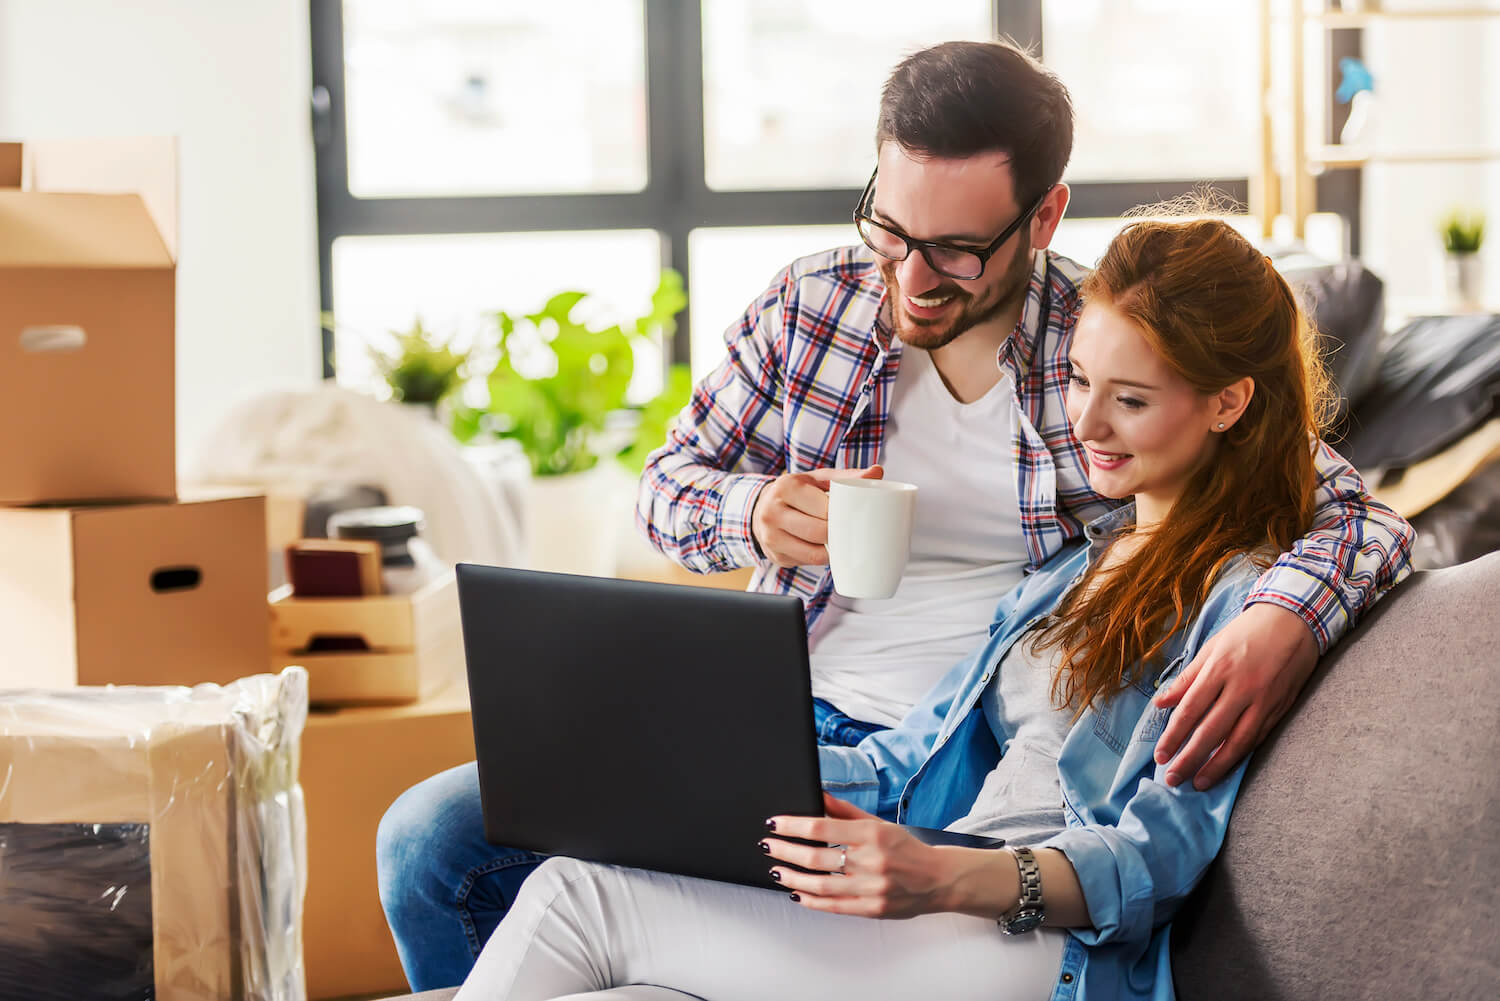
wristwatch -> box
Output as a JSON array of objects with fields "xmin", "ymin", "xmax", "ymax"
[{"xmin": 998, "ymin": 846, "xmax": 1045, "ymax": 935}]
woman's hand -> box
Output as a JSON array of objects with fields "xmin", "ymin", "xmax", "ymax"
[{"xmin": 761, "ymin": 793, "xmax": 965, "ymax": 919}]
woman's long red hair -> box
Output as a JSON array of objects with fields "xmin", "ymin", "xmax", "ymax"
[{"xmin": 1039, "ymin": 217, "xmax": 1332, "ymax": 715}]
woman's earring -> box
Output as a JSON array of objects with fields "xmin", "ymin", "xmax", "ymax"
[{"xmin": 1216, "ymin": 422, "xmax": 1226, "ymax": 430}]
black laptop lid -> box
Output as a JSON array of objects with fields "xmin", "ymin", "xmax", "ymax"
[{"xmin": 456, "ymin": 564, "xmax": 825, "ymax": 890}]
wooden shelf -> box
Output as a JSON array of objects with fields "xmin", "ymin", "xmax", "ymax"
[
  {"xmin": 1310, "ymin": 145, "xmax": 1500, "ymax": 168},
  {"xmin": 1308, "ymin": 8, "xmax": 1500, "ymax": 27}
]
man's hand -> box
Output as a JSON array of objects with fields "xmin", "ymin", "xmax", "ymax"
[
  {"xmin": 750, "ymin": 465, "xmax": 883, "ymax": 567},
  {"xmin": 1152, "ymin": 603, "xmax": 1319, "ymax": 790}
]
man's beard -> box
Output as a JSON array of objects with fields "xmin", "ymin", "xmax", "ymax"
[{"xmin": 878, "ymin": 238, "xmax": 1035, "ymax": 351}]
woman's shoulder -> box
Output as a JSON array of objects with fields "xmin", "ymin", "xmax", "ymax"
[{"xmin": 1195, "ymin": 548, "xmax": 1275, "ymax": 632}]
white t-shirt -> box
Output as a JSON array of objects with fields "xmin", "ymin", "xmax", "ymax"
[{"xmin": 808, "ymin": 346, "xmax": 1029, "ymax": 727}]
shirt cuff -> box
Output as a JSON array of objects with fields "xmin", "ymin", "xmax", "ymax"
[
  {"xmin": 716, "ymin": 473, "xmax": 776, "ymax": 568},
  {"xmin": 1245, "ymin": 565, "xmax": 1344, "ymax": 654},
  {"xmin": 818, "ymin": 745, "xmax": 881, "ymax": 814}
]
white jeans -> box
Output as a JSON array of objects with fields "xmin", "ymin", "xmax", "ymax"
[{"xmin": 454, "ymin": 857, "xmax": 1068, "ymax": 1001}]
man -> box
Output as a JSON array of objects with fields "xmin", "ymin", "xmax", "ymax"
[{"xmin": 379, "ymin": 39, "xmax": 1413, "ymax": 991}]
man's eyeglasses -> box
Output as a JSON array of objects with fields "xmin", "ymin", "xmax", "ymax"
[{"xmin": 852, "ymin": 169, "xmax": 1048, "ymax": 281}]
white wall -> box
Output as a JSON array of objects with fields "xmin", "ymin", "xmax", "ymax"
[
  {"xmin": 0, "ymin": 0, "xmax": 322, "ymax": 471},
  {"xmin": 1359, "ymin": 17, "xmax": 1499, "ymax": 314}
]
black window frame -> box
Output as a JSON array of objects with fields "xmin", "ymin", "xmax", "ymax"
[{"xmin": 310, "ymin": 0, "xmax": 1350, "ymax": 380}]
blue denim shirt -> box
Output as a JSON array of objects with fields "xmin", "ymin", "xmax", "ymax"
[{"xmin": 819, "ymin": 504, "xmax": 1261, "ymax": 1001}]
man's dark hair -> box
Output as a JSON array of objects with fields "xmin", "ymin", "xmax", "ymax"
[{"xmin": 876, "ymin": 39, "xmax": 1074, "ymax": 206}]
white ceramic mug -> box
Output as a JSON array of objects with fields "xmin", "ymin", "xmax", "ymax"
[{"xmin": 825, "ymin": 478, "xmax": 919, "ymax": 599}]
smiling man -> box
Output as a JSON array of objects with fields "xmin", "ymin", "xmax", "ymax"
[
  {"xmin": 376, "ymin": 39, "xmax": 1414, "ymax": 993},
  {"xmin": 637, "ymin": 41, "xmax": 1409, "ymax": 784}
]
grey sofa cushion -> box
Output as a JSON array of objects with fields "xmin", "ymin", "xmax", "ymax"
[
  {"xmin": 1172, "ymin": 552, "xmax": 1500, "ymax": 999},
  {"xmin": 1343, "ymin": 313, "xmax": 1500, "ymax": 470},
  {"xmin": 1279, "ymin": 258, "xmax": 1386, "ymax": 424}
]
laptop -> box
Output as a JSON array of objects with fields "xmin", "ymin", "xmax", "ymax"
[{"xmin": 456, "ymin": 563, "xmax": 1002, "ymax": 891}]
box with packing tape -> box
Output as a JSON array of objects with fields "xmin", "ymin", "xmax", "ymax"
[
  {"xmin": 270, "ymin": 570, "xmax": 463, "ymax": 707},
  {"xmin": 0, "ymin": 137, "xmax": 178, "ymax": 506},
  {"xmin": 0, "ymin": 668, "xmax": 308, "ymax": 1001},
  {"xmin": 0, "ymin": 493, "xmax": 270, "ymax": 689}
]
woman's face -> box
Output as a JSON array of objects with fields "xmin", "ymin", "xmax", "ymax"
[{"xmin": 1066, "ymin": 301, "xmax": 1222, "ymax": 523}]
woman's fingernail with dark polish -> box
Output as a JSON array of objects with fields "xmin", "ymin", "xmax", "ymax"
[
  {"xmin": 788, "ymin": 892, "xmax": 801, "ymax": 902},
  {"xmin": 765, "ymin": 818, "xmax": 777, "ymax": 831},
  {"xmin": 759, "ymin": 840, "xmax": 771, "ymax": 853},
  {"xmin": 769, "ymin": 869, "xmax": 782, "ymax": 882}
]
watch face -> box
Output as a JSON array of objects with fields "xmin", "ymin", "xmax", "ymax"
[{"xmin": 1003, "ymin": 908, "xmax": 1045, "ymax": 935}]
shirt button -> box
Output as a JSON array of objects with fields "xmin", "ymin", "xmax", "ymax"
[{"xmin": 1061, "ymin": 973, "xmax": 1074, "ymax": 984}]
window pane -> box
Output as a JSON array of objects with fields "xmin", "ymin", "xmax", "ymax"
[
  {"xmin": 1044, "ymin": 0, "xmax": 1258, "ymax": 181},
  {"xmin": 1049, "ymin": 214, "xmax": 1347, "ymax": 270},
  {"xmin": 701, "ymin": 1, "xmax": 992, "ymax": 191},
  {"xmin": 688, "ymin": 225, "xmax": 856, "ymax": 379},
  {"xmin": 342, "ymin": 0, "xmax": 647, "ymax": 197},
  {"xmin": 331, "ymin": 230, "xmax": 666, "ymax": 402}
]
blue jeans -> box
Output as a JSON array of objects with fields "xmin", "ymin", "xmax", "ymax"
[{"xmin": 376, "ymin": 699, "xmax": 888, "ymax": 991}]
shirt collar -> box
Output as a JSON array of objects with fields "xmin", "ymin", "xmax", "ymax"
[
  {"xmin": 996, "ymin": 249, "xmax": 1051, "ymax": 376},
  {"xmin": 1083, "ymin": 502, "xmax": 1136, "ymax": 562}
]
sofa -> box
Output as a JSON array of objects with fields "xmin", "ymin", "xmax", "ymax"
[{"xmin": 380, "ymin": 552, "xmax": 1500, "ymax": 1001}]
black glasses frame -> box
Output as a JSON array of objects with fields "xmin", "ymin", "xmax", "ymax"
[{"xmin": 852, "ymin": 169, "xmax": 1049, "ymax": 281}]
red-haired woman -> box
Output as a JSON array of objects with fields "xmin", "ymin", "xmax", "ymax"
[{"xmin": 453, "ymin": 217, "xmax": 1405, "ymax": 1001}]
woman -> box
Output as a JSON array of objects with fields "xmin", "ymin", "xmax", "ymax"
[{"xmin": 454, "ymin": 216, "xmax": 1335, "ymax": 1001}]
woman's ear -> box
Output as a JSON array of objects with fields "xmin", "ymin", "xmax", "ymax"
[{"xmin": 1212, "ymin": 377, "xmax": 1255, "ymax": 432}]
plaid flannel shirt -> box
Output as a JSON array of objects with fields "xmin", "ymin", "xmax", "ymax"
[{"xmin": 637, "ymin": 245, "xmax": 1414, "ymax": 652}]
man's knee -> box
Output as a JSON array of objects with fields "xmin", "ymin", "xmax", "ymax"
[{"xmin": 376, "ymin": 761, "xmax": 482, "ymax": 912}]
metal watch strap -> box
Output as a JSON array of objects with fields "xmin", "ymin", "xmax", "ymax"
[{"xmin": 999, "ymin": 846, "xmax": 1045, "ymax": 935}]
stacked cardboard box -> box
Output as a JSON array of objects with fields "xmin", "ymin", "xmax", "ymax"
[
  {"xmin": 0, "ymin": 137, "xmax": 269, "ymax": 689},
  {"xmin": 0, "ymin": 138, "xmax": 285, "ymax": 999}
]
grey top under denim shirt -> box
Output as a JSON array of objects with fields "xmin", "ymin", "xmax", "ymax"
[
  {"xmin": 945, "ymin": 626, "xmax": 1071, "ymax": 846},
  {"xmin": 819, "ymin": 503, "xmax": 1274, "ymax": 1001}
]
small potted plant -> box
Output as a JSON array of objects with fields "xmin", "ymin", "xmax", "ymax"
[
  {"xmin": 1438, "ymin": 208, "xmax": 1485, "ymax": 308},
  {"xmin": 362, "ymin": 317, "xmax": 472, "ymax": 419}
]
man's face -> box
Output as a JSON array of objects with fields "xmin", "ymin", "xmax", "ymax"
[{"xmin": 869, "ymin": 144, "xmax": 1036, "ymax": 350}]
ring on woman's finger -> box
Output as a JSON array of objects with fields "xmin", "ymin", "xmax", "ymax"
[{"xmin": 836, "ymin": 847, "xmax": 848, "ymax": 875}]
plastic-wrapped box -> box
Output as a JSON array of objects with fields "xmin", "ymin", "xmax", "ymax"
[{"xmin": 0, "ymin": 668, "xmax": 309, "ymax": 1001}]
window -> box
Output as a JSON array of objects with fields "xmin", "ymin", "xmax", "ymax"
[
  {"xmin": 341, "ymin": 1, "xmax": 648, "ymax": 197},
  {"xmin": 1042, "ymin": 0, "xmax": 1260, "ymax": 182},
  {"xmin": 314, "ymin": 0, "xmax": 1318, "ymax": 382},
  {"xmin": 331, "ymin": 230, "xmax": 664, "ymax": 400},
  {"xmin": 701, "ymin": 0, "xmax": 992, "ymax": 190},
  {"xmin": 687, "ymin": 224, "xmax": 854, "ymax": 380}
]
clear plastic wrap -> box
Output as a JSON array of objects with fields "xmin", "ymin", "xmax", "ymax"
[{"xmin": 0, "ymin": 667, "xmax": 309, "ymax": 1001}]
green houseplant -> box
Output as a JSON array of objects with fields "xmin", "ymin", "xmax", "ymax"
[
  {"xmin": 616, "ymin": 362, "xmax": 694, "ymax": 475},
  {"xmin": 1438, "ymin": 208, "xmax": 1486, "ymax": 308},
  {"xmin": 1439, "ymin": 209, "xmax": 1485, "ymax": 255},
  {"xmin": 367, "ymin": 318, "xmax": 471, "ymax": 406},
  {"xmin": 452, "ymin": 270, "xmax": 688, "ymax": 476}
]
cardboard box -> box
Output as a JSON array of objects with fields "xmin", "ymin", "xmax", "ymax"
[
  {"xmin": 270, "ymin": 571, "xmax": 463, "ymax": 707},
  {"xmin": 301, "ymin": 691, "xmax": 475, "ymax": 1000},
  {"xmin": 0, "ymin": 494, "xmax": 270, "ymax": 689},
  {"xmin": 0, "ymin": 137, "xmax": 177, "ymax": 505},
  {"xmin": 0, "ymin": 671, "xmax": 307, "ymax": 1001}
]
